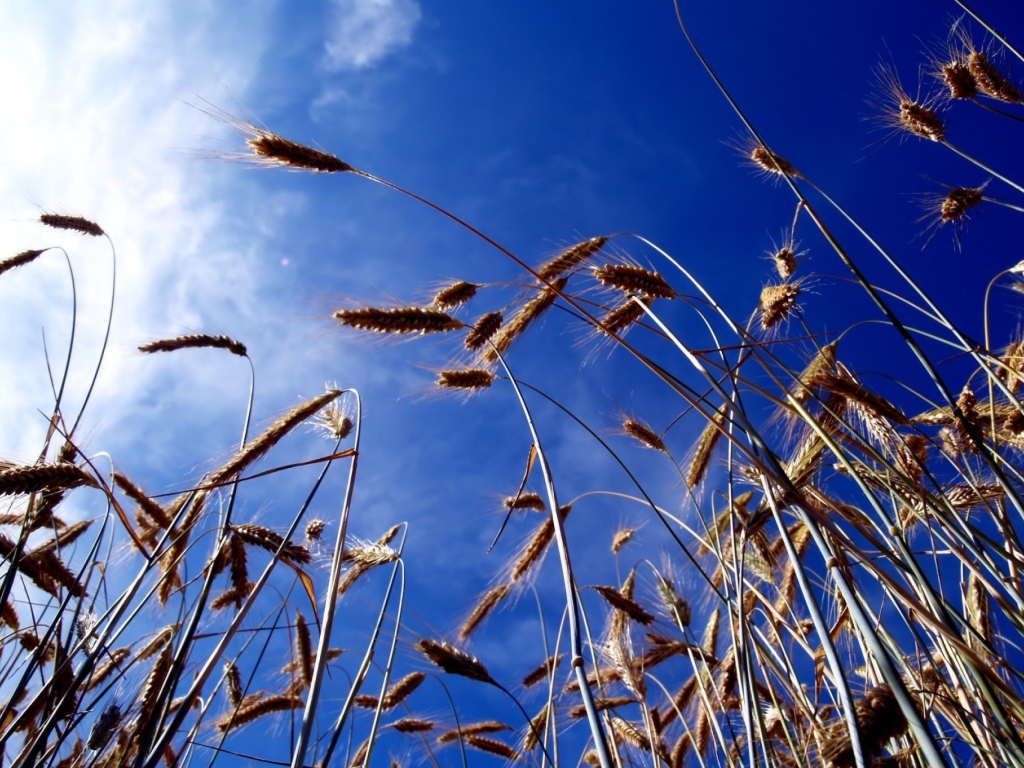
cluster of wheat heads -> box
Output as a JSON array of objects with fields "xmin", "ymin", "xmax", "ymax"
[
  {"xmin": 0, "ymin": 215, "xmax": 407, "ymax": 768},
  {"xmin": 195, "ymin": 3, "xmax": 1024, "ymax": 768}
]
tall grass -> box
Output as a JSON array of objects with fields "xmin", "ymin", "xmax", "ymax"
[{"xmin": 3, "ymin": 2, "xmax": 1024, "ymax": 768}]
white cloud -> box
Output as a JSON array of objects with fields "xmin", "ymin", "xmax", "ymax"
[
  {"xmin": 323, "ymin": 0, "xmax": 421, "ymax": 71},
  {"xmin": 0, "ymin": 1, "xmax": 341, "ymax": 472}
]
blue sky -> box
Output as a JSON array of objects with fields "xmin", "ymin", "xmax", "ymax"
[{"xmin": 3, "ymin": 0, "xmax": 1024, "ymax": 764}]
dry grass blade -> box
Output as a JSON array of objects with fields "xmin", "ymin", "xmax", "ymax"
[
  {"xmin": 40, "ymin": 213, "xmax": 105, "ymax": 237},
  {"xmin": 417, "ymin": 639, "xmax": 494, "ymax": 683},
  {"xmin": 335, "ymin": 306, "xmax": 464, "ymax": 335},
  {"xmin": 139, "ymin": 334, "xmax": 247, "ymax": 357},
  {"xmin": 0, "ymin": 463, "xmax": 97, "ymax": 496}
]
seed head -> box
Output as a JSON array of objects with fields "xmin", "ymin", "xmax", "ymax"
[
  {"xmin": 759, "ymin": 281, "xmax": 802, "ymax": 331},
  {"xmin": 432, "ymin": 280, "xmax": 479, "ymax": 310},
  {"xmin": 465, "ymin": 311, "xmax": 503, "ymax": 351},
  {"xmin": 749, "ymin": 146, "xmax": 800, "ymax": 178},
  {"xmin": 437, "ymin": 369, "xmax": 495, "ymax": 390},
  {"xmin": 315, "ymin": 402, "xmax": 354, "ymax": 440},
  {"xmin": 593, "ymin": 263, "xmax": 675, "ymax": 299},
  {"xmin": 416, "ymin": 638, "xmax": 494, "ymax": 683},
  {"xmin": 968, "ymin": 51, "xmax": 1022, "ymax": 103},
  {"xmin": 40, "ymin": 214, "xmax": 104, "ymax": 237},
  {"xmin": 139, "ymin": 334, "xmax": 247, "ymax": 357},
  {"xmin": 941, "ymin": 61, "xmax": 978, "ymax": 100},
  {"xmin": 335, "ymin": 306, "xmax": 464, "ymax": 335},
  {"xmin": 0, "ymin": 249, "xmax": 46, "ymax": 277},
  {"xmin": 537, "ymin": 237, "xmax": 608, "ymax": 282},
  {"xmin": 621, "ymin": 417, "xmax": 667, "ymax": 453},
  {"xmin": 876, "ymin": 65, "xmax": 945, "ymax": 142},
  {"xmin": 246, "ymin": 130, "xmax": 354, "ymax": 172}
]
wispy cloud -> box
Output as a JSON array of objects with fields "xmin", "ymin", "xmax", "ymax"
[{"xmin": 323, "ymin": 0, "xmax": 421, "ymax": 71}]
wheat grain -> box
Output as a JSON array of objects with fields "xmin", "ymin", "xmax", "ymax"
[
  {"xmin": 569, "ymin": 696, "xmax": 637, "ymax": 719},
  {"xmin": 622, "ymin": 417, "xmax": 667, "ymax": 452},
  {"xmin": 685, "ymin": 404, "xmax": 727, "ymax": 489},
  {"xmin": 820, "ymin": 684, "xmax": 908, "ymax": 768},
  {"xmin": 968, "ymin": 51, "xmax": 1022, "ymax": 103},
  {"xmin": 432, "ymin": 280, "xmax": 479, "ymax": 310},
  {"xmin": 484, "ymin": 278, "xmax": 568, "ymax": 361},
  {"xmin": 465, "ymin": 311, "xmax": 503, "ymax": 350},
  {"xmin": 139, "ymin": 334, "xmax": 247, "ymax": 357},
  {"xmin": 417, "ymin": 639, "xmax": 493, "ymax": 683},
  {"xmin": 437, "ymin": 369, "xmax": 495, "ymax": 390},
  {"xmin": 759, "ymin": 282, "xmax": 801, "ymax": 331},
  {"xmin": 391, "ymin": 717, "xmax": 435, "ymax": 733},
  {"xmin": 593, "ymin": 264, "xmax": 675, "ymax": 298},
  {"xmin": 594, "ymin": 585, "xmax": 655, "ymax": 626},
  {"xmin": 294, "ymin": 611, "xmax": 313, "ymax": 689},
  {"xmin": 749, "ymin": 146, "xmax": 800, "ymax": 178},
  {"xmin": 611, "ymin": 527, "xmax": 636, "ymax": 553},
  {"xmin": 335, "ymin": 306, "xmax": 464, "ymax": 335},
  {"xmin": 537, "ymin": 237, "xmax": 607, "ymax": 281},
  {"xmin": 437, "ymin": 721, "xmax": 511, "ymax": 743},
  {"xmin": 458, "ymin": 583, "xmax": 510, "ymax": 640},
  {"xmin": 0, "ymin": 463, "xmax": 97, "ymax": 496},
  {"xmin": 598, "ymin": 297, "xmax": 651, "ymax": 337},
  {"xmin": 217, "ymin": 694, "xmax": 304, "ymax": 733},
  {"xmin": 0, "ymin": 249, "xmax": 45, "ymax": 277},
  {"xmin": 509, "ymin": 504, "xmax": 572, "ymax": 582},
  {"xmin": 40, "ymin": 214, "xmax": 104, "ymax": 237},
  {"xmin": 245, "ymin": 129, "xmax": 353, "ymax": 173},
  {"xmin": 465, "ymin": 735, "xmax": 522, "ymax": 761},
  {"xmin": 232, "ymin": 524, "xmax": 311, "ymax": 565},
  {"xmin": 504, "ymin": 492, "xmax": 545, "ymax": 511},
  {"xmin": 382, "ymin": 672, "xmax": 426, "ymax": 710}
]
